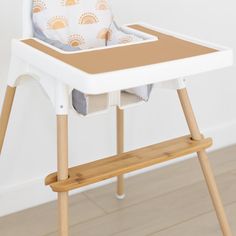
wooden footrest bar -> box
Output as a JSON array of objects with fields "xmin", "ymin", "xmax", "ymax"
[{"xmin": 45, "ymin": 135, "xmax": 212, "ymax": 192}]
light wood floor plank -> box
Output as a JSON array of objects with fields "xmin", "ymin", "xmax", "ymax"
[
  {"xmin": 110, "ymin": 170, "xmax": 236, "ymax": 236},
  {"xmin": 149, "ymin": 202, "xmax": 236, "ymax": 236},
  {"xmin": 0, "ymin": 194, "xmax": 106, "ymax": 236}
]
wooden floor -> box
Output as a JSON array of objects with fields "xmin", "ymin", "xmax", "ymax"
[{"xmin": 0, "ymin": 145, "xmax": 236, "ymax": 236}]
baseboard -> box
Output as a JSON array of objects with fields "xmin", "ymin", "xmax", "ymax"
[{"xmin": 1, "ymin": 120, "xmax": 236, "ymax": 217}]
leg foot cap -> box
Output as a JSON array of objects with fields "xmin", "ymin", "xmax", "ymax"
[{"xmin": 116, "ymin": 194, "xmax": 125, "ymax": 200}]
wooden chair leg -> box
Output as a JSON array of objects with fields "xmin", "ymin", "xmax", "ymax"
[
  {"xmin": 0, "ymin": 86, "xmax": 16, "ymax": 154},
  {"xmin": 116, "ymin": 107, "xmax": 125, "ymax": 199},
  {"xmin": 178, "ymin": 88, "xmax": 232, "ymax": 236},
  {"xmin": 57, "ymin": 115, "xmax": 69, "ymax": 236}
]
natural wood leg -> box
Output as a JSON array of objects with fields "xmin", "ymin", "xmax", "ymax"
[
  {"xmin": 116, "ymin": 107, "xmax": 125, "ymax": 199},
  {"xmin": 57, "ymin": 115, "xmax": 69, "ymax": 236},
  {"xmin": 0, "ymin": 86, "xmax": 16, "ymax": 154},
  {"xmin": 178, "ymin": 88, "xmax": 232, "ymax": 236}
]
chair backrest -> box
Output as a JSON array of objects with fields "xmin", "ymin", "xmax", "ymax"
[
  {"xmin": 21, "ymin": 0, "xmax": 141, "ymax": 49},
  {"xmin": 22, "ymin": 0, "xmax": 33, "ymax": 38}
]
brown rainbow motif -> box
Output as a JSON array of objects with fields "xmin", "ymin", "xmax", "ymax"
[
  {"xmin": 68, "ymin": 34, "xmax": 85, "ymax": 47},
  {"xmin": 96, "ymin": 0, "xmax": 109, "ymax": 10},
  {"xmin": 61, "ymin": 0, "xmax": 79, "ymax": 6},
  {"xmin": 47, "ymin": 16, "xmax": 68, "ymax": 30},
  {"xmin": 97, "ymin": 28, "xmax": 112, "ymax": 41},
  {"xmin": 32, "ymin": 0, "xmax": 47, "ymax": 13},
  {"xmin": 79, "ymin": 13, "xmax": 99, "ymax": 24}
]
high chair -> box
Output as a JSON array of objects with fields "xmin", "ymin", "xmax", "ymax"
[{"xmin": 0, "ymin": 0, "xmax": 233, "ymax": 235}]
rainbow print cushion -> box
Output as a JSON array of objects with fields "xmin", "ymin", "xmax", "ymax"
[
  {"xmin": 32, "ymin": 0, "xmax": 142, "ymax": 50},
  {"xmin": 32, "ymin": 0, "xmax": 114, "ymax": 49}
]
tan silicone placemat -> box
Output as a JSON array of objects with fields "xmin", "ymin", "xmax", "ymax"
[{"xmin": 22, "ymin": 25, "xmax": 217, "ymax": 74}]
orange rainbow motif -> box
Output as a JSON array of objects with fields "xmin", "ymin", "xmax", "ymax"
[
  {"xmin": 96, "ymin": 0, "xmax": 109, "ymax": 10},
  {"xmin": 79, "ymin": 13, "xmax": 99, "ymax": 24},
  {"xmin": 32, "ymin": 0, "xmax": 47, "ymax": 13},
  {"xmin": 47, "ymin": 16, "xmax": 68, "ymax": 30},
  {"xmin": 97, "ymin": 28, "xmax": 112, "ymax": 41},
  {"xmin": 68, "ymin": 34, "xmax": 85, "ymax": 47},
  {"xmin": 61, "ymin": 0, "xmax": 79, "ymax": 6}
]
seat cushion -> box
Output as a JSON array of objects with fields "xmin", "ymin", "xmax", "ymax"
[{"xmin": 32, "ymin": 0, "xmax": 113, "ymax": 49}]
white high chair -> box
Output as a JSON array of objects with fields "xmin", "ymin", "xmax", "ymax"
[{"xmin": 0, "ymin": 0, "xmax": 233, "ymax": 235}]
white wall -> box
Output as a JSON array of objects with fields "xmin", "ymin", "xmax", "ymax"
[{"xmin": 0, "ymin": 0, "xmax": 235, "ymax": 217}]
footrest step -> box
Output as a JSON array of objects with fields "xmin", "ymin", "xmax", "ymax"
[{"xmin": 45, "ymin": 135, "xmax": 212, "ymax": 192}]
